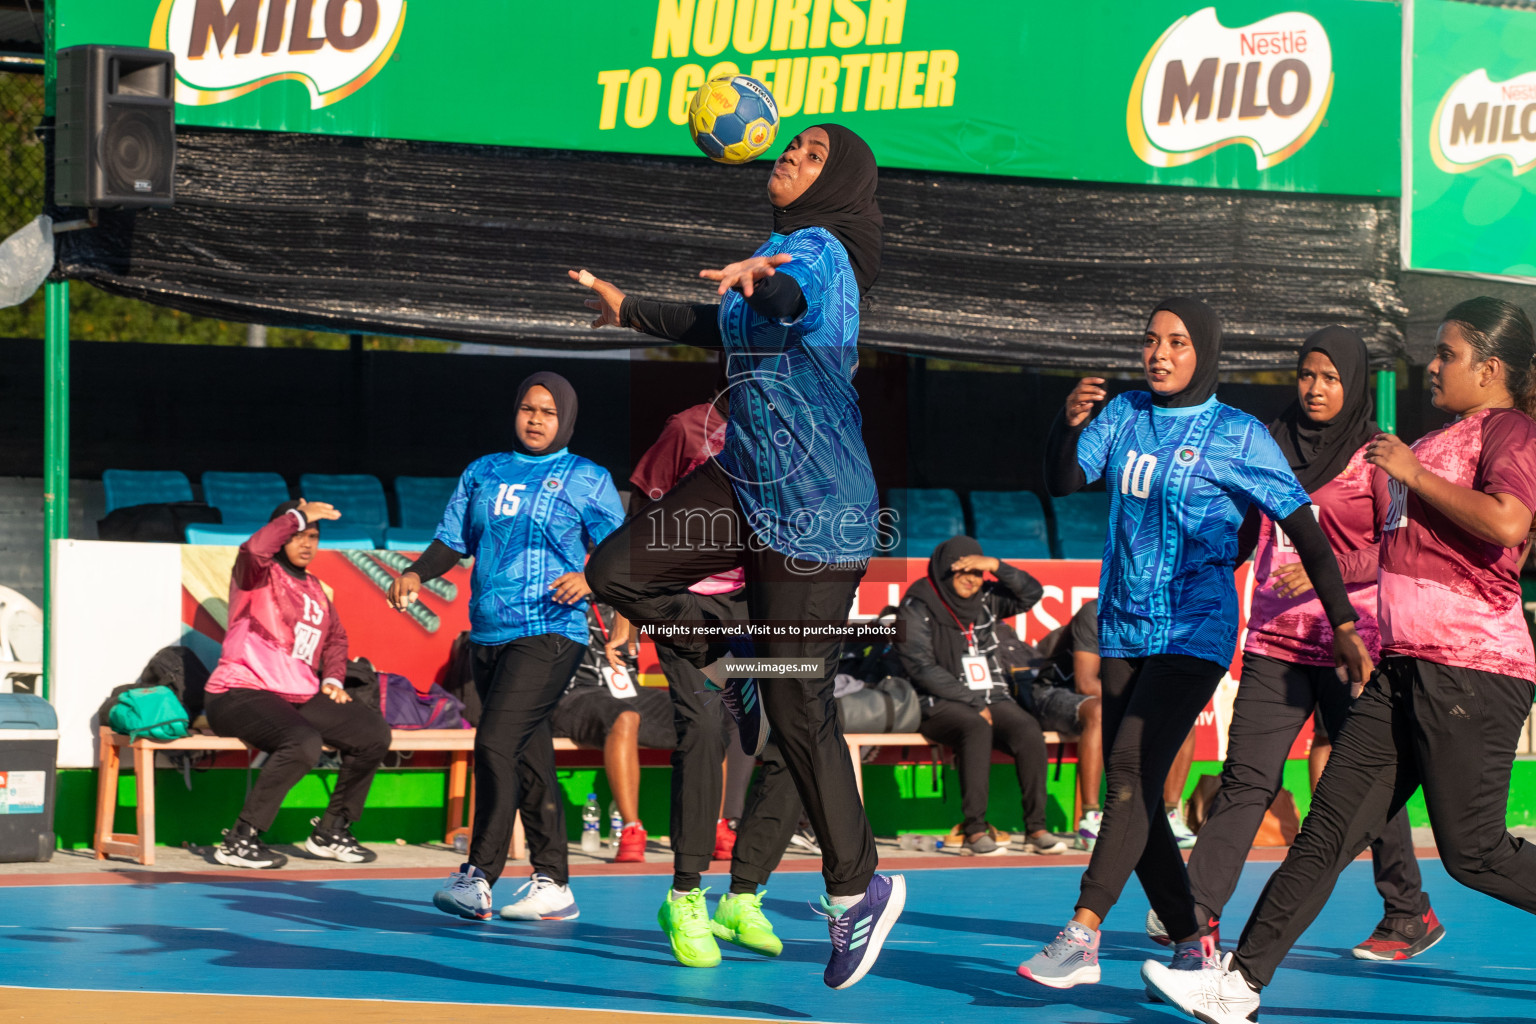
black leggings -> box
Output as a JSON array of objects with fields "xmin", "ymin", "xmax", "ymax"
[
  {"xmin": 919, "ymin": 697, "xmax": 1049, "ymax": 836},
  {"xmin": 587, "ymin": 458, "xmax": 878, "ymax": 897},
  {"xmin": 466, "ymin": 634, "xmax": 585, "ymax": 887},
  {"xmin": 205, "ymin": 687, "xmax": 391, "ymax": 834},
  {"xmin": 1075, "ymin": 654, "xmax": 1225, "ymax": 938},
  {"xmin": 1188, "ymin": 653, "xmax": 1427, "ymax": 925},
  {"xmin": 1234, "ymin": 657, "xmax": 1536, "ymax": 988}
]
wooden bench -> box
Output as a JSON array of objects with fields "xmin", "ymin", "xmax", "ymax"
[
  {"xmin": 95, "ymin": 725, "xmax": 476, "ymax": 866},
  {"xmin": 100, "ymin": 727, "xmax": 1084, "ymax": 865}
]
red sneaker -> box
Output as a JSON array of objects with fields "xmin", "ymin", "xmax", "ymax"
[
  {"xmin": 1352, "ymin": 907, "xmax": 1446, "ymax": 961},
  {"xmin": 713, "ymin": 818, "xmax": 737, "ymax": 861},
  {"xmin": 614, "ymin": 823, "xmax": 647, "ymax": 863}
]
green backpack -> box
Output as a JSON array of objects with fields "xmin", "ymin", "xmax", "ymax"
[{"xmin": 108, "ymin": 685, "xmax": 190, "ymax": 742}]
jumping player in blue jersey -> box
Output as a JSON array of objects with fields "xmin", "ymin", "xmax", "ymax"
[
  {"xmin": 569, "ymin": 124, "xmax": 904, "ymax": 991},
  {"xmin": 389, "ymin": 371, "xmax": 626, "ymax": 923},
  {"xmin": 1017, "ymin": 297, "xmax": 1373, "ymax": 989}
]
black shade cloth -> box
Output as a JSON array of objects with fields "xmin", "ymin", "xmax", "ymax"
[
  {"xmin": 771, "ymin": 123, "xmax": 883, "ymax": 296},
  {"xmin": 1269, "ymin": 326, "xmax": 1377, "ymax": 493},
  {"xmin": 55, "ymin": 128, "xmax": 1407, "ymax": 369}
]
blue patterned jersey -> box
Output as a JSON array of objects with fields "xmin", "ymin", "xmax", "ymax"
[
  {"xmin": 1077, "ymin": 392, "xmax": 1310, "ymax": 666},
  {"xmin": 716, "ymin": 227, "xmax": 879, "ymax": 564},
  {"xmin": 435, "ymin": 449, "xmax": 626, "ymax": 645}
]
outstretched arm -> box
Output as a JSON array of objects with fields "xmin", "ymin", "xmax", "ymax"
[{"xmin": 569, "ymin": 268, "xmax": 723, "ymax": 347}]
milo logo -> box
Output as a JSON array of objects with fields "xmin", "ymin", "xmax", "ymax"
[
  {"xmin": 1430, "ymin": 68, "xmax": 1536, "ymax": 176},
  {"xmin": 1127, "ymin": 7, "xmax": 1333, "ymax": 170},
  {"xmin": 151, "ymin": 0, "xmax": 406, "ymax": 109}
]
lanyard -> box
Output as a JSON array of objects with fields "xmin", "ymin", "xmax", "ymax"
[
  {"xmin": 591, "ymin": 602, "xmax": 610, "ymax": 642},
  {"xmin": 929, "ymin": 576, "xmax": 977, "ymax": 655}
]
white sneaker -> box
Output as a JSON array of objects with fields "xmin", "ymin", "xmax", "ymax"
[
  {"xmin": 1146, "ymin": 908, "xmax": 1170, "ymax": 946},
  {"xmin": 432, "ymin": 863, "xmax": 491, "ymax": 920},
  {"xmin": 1142, "ymin": 952, "xmax": 1260, "ymax": 1024},
  {"xmin": 499, "ymin": 872, "xmax": 580, "ymax": 921},
  {"xmin": 1168, "ymin": 808, "xmax": 1198, "ymax": 850}
]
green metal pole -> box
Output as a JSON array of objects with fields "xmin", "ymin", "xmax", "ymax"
[
  {"xmin": 1376, "ymin": 369, "xmax": 1397, "ymax": 436},
  {"xmin": 40, "ymin": 2, "xmax": 64, "ymax": 702},
  {"xmin": 41, "ymin": 283, "xmax": 68, "ymax": 703}
]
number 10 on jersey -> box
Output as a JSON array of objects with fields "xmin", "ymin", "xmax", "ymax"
[{"xmin": 1120, "ymin": 450, "xmax": 1157, "ymax": 499}]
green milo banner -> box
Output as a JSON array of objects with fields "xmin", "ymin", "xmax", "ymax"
[
  {"xmin": 1409, "ymin": 0, "xmax": 1536, "ymax": 278},
  {"xmin": 56, "ymin": 1, "xmax": 1400, "ymax": 195}
]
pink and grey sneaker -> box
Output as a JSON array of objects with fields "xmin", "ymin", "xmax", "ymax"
[
  {"xmin": 1018, "ymin": 921, "xmax": 1100, "ymax": 989},
  {"xmin": 1352, "ymin": 907, "xmax": 1446, "ymax": 961}
]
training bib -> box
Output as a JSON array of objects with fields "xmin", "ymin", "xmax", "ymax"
[
  {"xmin": 962, "ymin": 656, "xmax": 993, "ymax": 690},
  {"xmin": 601, "ymin": 664, "xmax": 637, "ymax": 700}
]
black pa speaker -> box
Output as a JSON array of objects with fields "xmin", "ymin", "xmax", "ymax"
[{"xmin": 54, "ymin": 45, "xmax": 176, "ymax": 209}]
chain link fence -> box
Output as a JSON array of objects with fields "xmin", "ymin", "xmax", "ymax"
[{"xmin": 0, "ymin": 64, "xmax": 44, "ymax": 241}]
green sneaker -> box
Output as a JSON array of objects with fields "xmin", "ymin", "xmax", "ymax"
[
  {"xmin": 657, "ymin": 888, "xmax": 722, "ymax": 968},
  {"xmin": 711, "ymin": 890, "xmax": 784, "ymax": 957}
]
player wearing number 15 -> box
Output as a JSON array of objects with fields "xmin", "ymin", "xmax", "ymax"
[
  {"xmin": 392, "ymin": 372, "xmax": 627, "ymax": 924},
  {"xmin": 204, "ymin": 500, "xmax": 391, "ymax": 870},
  {"xmin": 1017, "ymin": 298, "xmax": 1371, "ymax": 990}
]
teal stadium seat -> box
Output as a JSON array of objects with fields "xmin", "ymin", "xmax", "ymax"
[
  {"xmin": 184, "ymin": 524, "xmax": 261, "ymax": 546},
  {"xmin": 884, "ymin": 488, "xmax": 965, "ymax": 557},
  {"xmin": 101, "ymin": 470, "xmax": 192, "ymax": 515},
  {"xmin": 1052, "ymin": 491, "xmax": 1111, "ymax": 559},
  {"xmin": 969, "ymin": 491, "xmax": 1052, "ymax": 559},
  {"xmin": 297, "ymin": 474, "xmax": 390, "ymax": 548},
  {"xmin": 201, "ymin": 472, "xmax": 290, "ymax": 525},
  {"xmin": 387, "ymin": 476, "xmax": 458, "ymax": 550}
]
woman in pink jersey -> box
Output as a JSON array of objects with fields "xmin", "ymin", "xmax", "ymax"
[
  {"xmin": 204, "ymin": 500, "xmax": 391, "ymax": 869},
  {"xmin": 1149, "ymin": 327, "xmax": 1440, "ymax": 963},
  {"xmin": 1148, "ymin": 297, "xmax": 1536, "ymax": 1023}
]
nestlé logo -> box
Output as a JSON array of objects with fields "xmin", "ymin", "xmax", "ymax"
[{"xmin": 1128, "ymin": 7, "xmax": 1333, "ymax": 170}]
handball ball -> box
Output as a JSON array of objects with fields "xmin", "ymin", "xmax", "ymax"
[{"xmin": 688, "ymin": 74, "xmax": 779, "ymax": 164}]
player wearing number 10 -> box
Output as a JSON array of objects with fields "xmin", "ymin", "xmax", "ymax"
[
  {"xmin": 392, "ymin": 372, "xmax": 627, "ymax": 924},
  {"xmin": 1017, "ymin": 297, "xmax": 1372, "ymax": 990}
]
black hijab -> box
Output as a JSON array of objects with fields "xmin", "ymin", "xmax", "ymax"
[
  {"xmin": 513, "ymin": 371, "xmax": 578, "ymax": 456},
  {"xmin": 771, "ymin": 124, "xmax": 883, "ymax": 296},
  {"xmin": 907, "ymin": 536, "xmax": 987, "ymax": 675},
  {"xmin": 1268, "ymin": 326, "xmax": 1375, "ymax": 493},
  {"xmin": 1147, "ymin": 297, "xmax": 1223, "ymax": 408},
  {"xmin": 270, "ymin": 499, "xmax": 312, "ymax": 576}
]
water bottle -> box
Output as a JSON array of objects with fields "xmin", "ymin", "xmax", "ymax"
[
  {"xmin": 581, "ymin": 793, "xmax": 602, "ymax": 854},
  {"xmin": 608, "ymin": 800, "xmax": 624, "ymax": 847}
]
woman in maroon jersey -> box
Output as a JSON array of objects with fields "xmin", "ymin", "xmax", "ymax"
[
  {"xmin": 1148, "ymin": 297, "xmax": 1536, "ymax": 1023},
  {"xmin": 1146, "ymin": 327, "xmax": 1440, "ymax": 963}
]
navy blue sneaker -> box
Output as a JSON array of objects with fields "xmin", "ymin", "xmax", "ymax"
[
  {"xmin": 817, "ymin": 873, "xmax": 907, "ymax": 989},
  {"xmin": 720, "ymin": 676, "xmax": 769, "ymax": 756}
]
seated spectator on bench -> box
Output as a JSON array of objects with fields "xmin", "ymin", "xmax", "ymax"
[
  {"xmin": 897, "ymin": 537, "xmax": 1071, "ymax": 857},
  {"xmin": 203, "ymin": 501, "xmax": 391, "ymax": 869},
  {"xmin": 551, "ymin": 601, "xmax": 678, "ymax": 863},
  {"xmin": 1003, "ymin": 603, "xmax": 1105, "ymax": 850}
]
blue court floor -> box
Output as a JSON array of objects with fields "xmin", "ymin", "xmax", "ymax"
[{"xmin": 1, "ymin": 858, "xmax": 1530, "ymax": 1023}]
